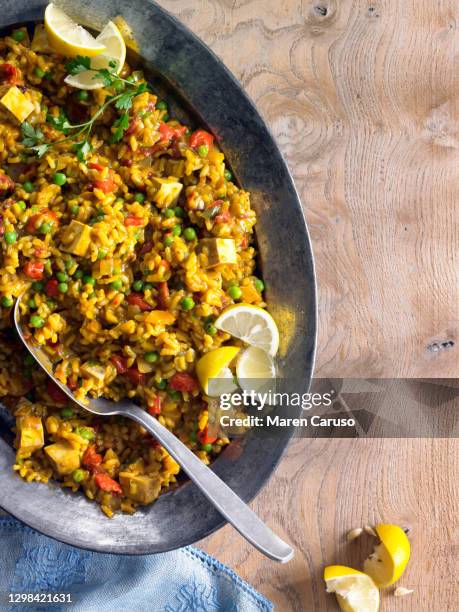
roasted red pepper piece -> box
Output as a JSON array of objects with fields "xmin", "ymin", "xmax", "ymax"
[
  {"xmin": 46, "ymin": 380, "xmax": 68, "ymax": 404},
  {"xmin": 148, "ymin": 396, "xmax": 162, "ymax": 415},
  {"xmin": 45, "ymin": 279, "xmax": 59, "ymax": 297},
  {"xmin": 197, "ymin": 425, "xmax": 217, "ymax": 445},
  {"xmin": 124, "ymin": 366, "xmax": 145, "ymax": 385},
  {"xmin": 169, "ymin": 372, "xmax": 198, "ymax": 393},
  {"xmin": 94, "ymin": 473, "xmax": 122, "ymax": 494},
  {"xmin": 110, "ymin": 354, "xmax": 128, "ymax": 374},
  {"xmin": 82, "ymin": 445, "xmax": 103, "ymax": 471},
  {"xmin": 23, "ymin": 260, "xmax": 44, "ymax": 280},
  {"xmin": 126, "ymin": 292, "xmax": 153, "ymax": 312},
  {"xmin": 157, "ymin": 281, "xmax": 169, "ymax": 309},
  {"xmin": 0, "ymin": 171, "xmax": 14, "ymax": 197},
  {"xmin": 0, "ymin": 63, "xmax": 19, "ymax": 85},
  {"xmin": 159, "ymin": 122, "xmax": 187, "ymax": 142},
  {"xmin": 189, "ymin": 129, "xmax": 214, "ymax": 149},
  {"xmin": 124, "ymin": 215, "xmax": 143, "ymax": 227},
  {"xmin": 88, "ymin": 162, "xmax": 104, "ymax": 171}
]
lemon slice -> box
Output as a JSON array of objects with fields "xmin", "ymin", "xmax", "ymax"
[
  {"xmin": 215, "ymin": 304, "xmax": 279, "ymax": 356},
  {"xmin": 363, "ymin": 524, "xmax": 410, "ymax": 588},
  {"xmin": 324, "ymin": 566, "xmax": 380, "ymax": 612},
  {"xmin": 64, "ymin": 21, "xmax": 126, "ymax": 89},
  {"xmin": 196, "ymin": 346, "xmax": 240, "ymax": 395},
  {"xmin": 236, "ymin": 346, "xmax": 276, "ymax": 394},
  {"xmin": 45, "ymin": 3, "xmax": 106, "ymax": 58}
]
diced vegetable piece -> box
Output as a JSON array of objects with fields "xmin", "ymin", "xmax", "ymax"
[
  {"xmin": 80, "ymin": 361, "xmax": 106, "ymax": 381},
  {"xmin": 31, "ymin": 24, "xmax": 53, "ymax": 53},
  {"xmin": 119, "ymin": 472, "xmax": 161, "ymax": 504},
  {"xmin": 17, "ymin": 415, "xmax": 44, "ymax": 458},
  {"xmin": 240, "ymin": 285, "xmax": 260, "ymax": 303},
  {"xmin": 44, "ymin": 441, "xmax": 80, "ymax": 475},
  {"xmin": 60, "ymin": 220, "xmax": 92, "ymax": 256},
  {"xmin": 163, "ymin": 454, "xmax": 180, "ymax": 475},
  {"xmin": 199, "ymin": 238, "xmax": 237, "ymax": 268},
  {"xmin": 144, "ymin": 310, "xmax": 176, "ymax": 325},
  {"xmin": 0, "ymin": 86, "xmax": 34, "ymax": 122},
  {"xmin": 94, "ymin": 473, "xmax": 122, "ymax": 494},
  {"xmin": 151, "ymin": 177, "xmax": 183, "ymax": 207},
  {"xmin": 169, "ymin": 372, "xmax": 198, "ymax": 393}
]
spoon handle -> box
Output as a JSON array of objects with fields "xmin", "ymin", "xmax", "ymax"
[{"xmin": 124, "ymin": 404, "xmax": 294, "ymax": 563}]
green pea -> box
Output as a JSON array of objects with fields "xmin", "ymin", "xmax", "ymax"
[
  {"xmin": 198, "ymin": 145, "xmax": 208, "ymax": 157},
  {"xmin": 1, "ymin": 296, "xmax": 13, "ymax": 308},
  {"xmin": 206, "ymin": 323, "xmax": 217, "ymax": 336},
  {"xmin": 29, "ymin": 315, "xmax": 44, "ymax": 328},
  {"xmin": 83, "ymin": 275, "xmax": 95, "ymax": 286},
  {"xmin": 174, "ymin": 207, "xmax": 185, "ymax": 218},
  {"xmin": 162, "ymin": 114, "xmax": 169, "ymax": 122},
  {"xmin": 155, "ymin": 379, "xmax": 167, "ymax": 390},
  {"xmin": 60, "ymin": 407, "xmax": 73, "ymax": 419},
  {"xmin": 224, "ymin": 169, "xmax": 233, "ymax": 181},
  {"xmin": 111, "ymin": 279, "xmax": 123, "ymax": 290},
  {"xmin": 4, "ymin": 231, "xmax": 17, "ymax": 245},
  {"xmin": 134, "ymin": 192, "xmax": 145, "ymax": 203},
  {"xmin": 181, "ymin": 296, "xmax": 195, "ymax": 311},
  {"xmin": 132, "ymin": 280, "xmax": 144, "ymax": 292},
  {"xmin": 254, "ymin": 278, "xmax": 265, "ymax": 293},
  {"xmin": 76, "ymin": 90, "xmax": 89, "ymax": 102},
  {"xmin": 97, "ymin": 248, "xmax": 107, "ymax": 260},
  {"xmin": 39, "ymin": 222, "xmax": 52, "ymax": 234},
  {"xmin": 164, "ymin": 235, "xmax": 174, "ymax": 247},
  {"xmin": 73, "ymin": 269, "xmax": 84, "ymax": 279},
  {"xmin": 57, "ymin": 282, "xmax": 68, "ymax": 293},
  {"xmin": 16, "ymin": 200, "xmax": 26, "ymax": 211},
  {"xmin": 201, "ymin": 443, "xmax": 213, "ymax": 452},
  {"xmin": 56, "ymin": 271, "xmax": 68, "ymax": 282},
  {"xmin": 65, "ymin": 259, "xmax": 75, "ymax": 271},
  {"xmin": 32, "ymin": 281, "xmax": 44, "ymax": 292},
  {"xmin": 183, "ymin": 227, "xmax": 197, "ymax": 241},
  {"xmin": 171, "ymin": 225, "xmax": 182, "ymax": 237},
  {"xmin": 53, "ymin": 172, "xmax": 67, "ymax": 186},
  {"xmin": 77, "ymin": 427, "xmax": 95, "ymax": 441},
  {"xmin": 164, "ymin": 208, "xmax": 175, "ymax": 218},
  {"xmin": 28, "ymin": 298, "xmax": 37, "ymax": 309},
  {"xmin": 144, "ymin": 351, "xmax": 159, "ymax": 363},
  {"xmin": 24, "ymin": 353, "xmax": 35, "ymax": 366},
  {"xmin": 156, "ymin": 100, "xmax": 168, "ymax": 110},
  {"xmin": 34, "ymin": 67, "xmax": 45, "ymax": 78},
  {"xmin": 72, "ymin": 469, "xmax": 85, "ymax": 483},
  {"xmin": 70, "ymin": 205, "xmax": 80, "ymax": 216},
  {"xmin": 168, "ymin": 389, "xmax": 181, "ymax": 401},
  {"xmin": 143, "ymin": 283, "xmax": 153, "ymax": 291},
  {"xmin": 11, "ymin": 30, "xmax": 25, "ymax": 42},
  {"xmin": 228, "ymin": 285, "xmax": 242, "ymax": 300},
  {"xmin": 23, "ymin": 181, "xmax": 34, "ymax": 193}
]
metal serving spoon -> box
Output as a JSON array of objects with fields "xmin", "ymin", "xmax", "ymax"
[{"xmin": 13, "ymin": 297, "xmax": 293, "ymax": 563}]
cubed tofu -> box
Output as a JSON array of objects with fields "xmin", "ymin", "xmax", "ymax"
[
  {"xmin": 119, "ymin": 472, "xmax": 161, "ymax": 505},
  {"xmin": 17, "ymin": 415, "xmax": 44, "ymax": 458},
  {"xmin": 60, "ymin": 220, "xmax": 92, "ymax": 256},
  {"xmin": 152, "ymin": 177, "xmax": 183, "ymax": 207},
  {"xmin": 80, "ymin": 362, "xmax": 106, "ymax": 381},
  {"xmin": 0, "ymin": 86, "xmax": 35, "ymax": 123},
  {"xmin": 199, "ymin": 238, "xmax": 237, "ymax": 268},
  {"xmin": 31, "ymin": 24, "xmax": 53, "ymax": 54},
  {"xmin": 44, "ymin": 441, "xmax": 80, "ymax": 475}
]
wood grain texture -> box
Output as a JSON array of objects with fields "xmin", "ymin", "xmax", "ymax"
[
  {"xmin": 197, "ymin": 436, "xmax": 458, "ymax": 611},
  {"xmin": 156, "ymin": 0, "xmax": 459, "ymax": 378}
]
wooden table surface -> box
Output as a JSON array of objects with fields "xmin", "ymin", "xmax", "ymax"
[{"xmin": 155, "ymin": 1, "xmax": 458, "ymax": 610}]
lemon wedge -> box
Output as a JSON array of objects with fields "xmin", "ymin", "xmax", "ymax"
[
  {"xmin": 196, "ymin": 347, "xmax": 240, "ymax": 395},
  {"xmin": 324, "ymin": 565, "xmax": 380, "ymax": 612},
  {"xmin": 363, "ymin": 524, "xmax": 410, "ymax": 588},
  {"xmin": 64, "ymin": 21, "xmax": 126, "ymax": 89},
  {"xmin": 236, "ymin": 346, "xmax": 276, "ymax": 394},
  {"xmin": 215, "ymin": 304, "xmax": 279, "ymax": 356},
  {"xmin": 45, "ymin": 3, "xmax": 106, "ymax": 58}
]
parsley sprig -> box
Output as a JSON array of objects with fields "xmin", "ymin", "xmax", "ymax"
[{"xmin": 21, "ymin": 56, "xmax": 148, "ymax": 158}]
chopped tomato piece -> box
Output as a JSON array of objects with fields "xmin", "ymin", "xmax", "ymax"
[
  {"xmin": 110, "ymin": 354, "xmax": 128, "ymax": 374},
  {"xmin": 126, "ymin": 292, "xmax": 153, "ymax": 312},
  {"xmin": 0, "ymin": 63, "xmax": 19, "ymax": 85},
  {"xmin": 189, "ymin": 129, "xmax": 214, "ymax": 149},
  {"xmin": 169, "ymin": 372, "xmax": 198, "ymax": 393},
  {"xmin": 124, "ymin": 215, "xmax": 143, "ymax": 227},
  {"xmin": 45, "ymin": 279, "xmax": 59, "ymax": 297},
  {"xmin": 148, "ymin": 396, "xmax": 162, "ymax": 415},
  {"xmin": 82, "ymin": 445, "xmax": 103, "ymax": 470},
  {"xmin": 197, "ymin": 425, "xmax": 217, "ymax": 445},
  {"xmin": 88, "ymin": 162, "xmax": 104, "ymax": 171},
  {"xmin": 157, "ymin": 281, "xmax": 169, "ymax": 309},
  {"xmin": 26, "ymin": 210, "xmax": 58, "ymax": 233},
  {"xmin": 159, "ymin": 122, "xmax": 187, "ymax": 142},
  {"xmin": 0, "ymin": 171, "xmax": 14, "ymax": 197},
  {"xmin": 46, "ymin": 380, "xmax": 68, "ymax": 404},
  {"xmin": 23, "ymin": 260, "xmax": 44, "ymax": 280},
  {"xmin": 124, "ymin": 366, "xmax": 145, "ymax": 385},
  {"xmin": 94, "ymin": 473, "xmax": 122, "ymax": 494}
]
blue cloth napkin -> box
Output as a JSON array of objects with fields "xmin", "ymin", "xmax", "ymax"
[{"xmin": 0, "ymin": 516, "xmax": 272, "ymax": 612}]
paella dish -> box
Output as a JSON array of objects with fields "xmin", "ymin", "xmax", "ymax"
[{"xmin": 0, "ymin": 5, "xmax": 278, "ymax": 517}]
